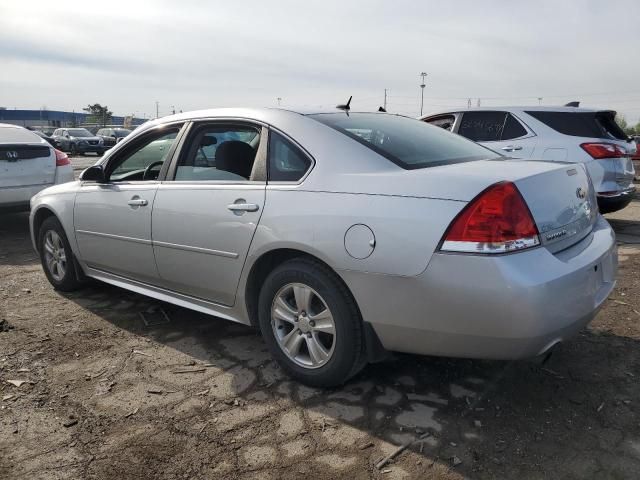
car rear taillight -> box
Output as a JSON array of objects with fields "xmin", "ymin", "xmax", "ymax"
[
  {"xmin": 440, "ymin": 181, "xmax": 540, "ymax": 254},
  {"xmin": 580, "ymin": 142, "xmax": 626, "ymax": 159},
  {"xmin": 54, "ymin": 148, "xmax": 70, "ymax": 166}
]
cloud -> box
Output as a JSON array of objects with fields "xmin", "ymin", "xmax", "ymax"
[{"xmin": 0, "ymin": 0, "xmax": 639, "ymax": 122}]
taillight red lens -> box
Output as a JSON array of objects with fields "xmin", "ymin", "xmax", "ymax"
[
  {"xmin": 54, "ymin": 148, "xmax": 70, "ymax": 166},
  {"xmin": 440, "ymin": 181, "xmax": 540, "ymax": 254},
  {"xmin": 580, "ymin": 142, "xmax": 626, "ymax": 159}
]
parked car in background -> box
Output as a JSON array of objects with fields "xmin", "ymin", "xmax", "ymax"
[
  {"xmin": 0, "ymin": 123, "xmax": 73, "ymax": 212},
  {"xmin": 421, "ymin": 107, "xmax": 636, "ymax": 213},
  {"xmin": 631, "ymin": 135, "xmax": 640, "ymax": 180},
  {"xmin": 96, "ymin": 127, "xmax": 132, "ymax": 149},
  {"xmin": 51, "ymin": 128, "xmax": 104, "ymax": 156},
  {"xmin": 32, "ymin": 130, "xmax": 56, "ymax": 147},
  {"xmin": 29, "ymin": 108, "xmax": 617, "ymax": 386}
]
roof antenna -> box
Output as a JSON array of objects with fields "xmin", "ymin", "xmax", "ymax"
[
  {"xmin": 336, "ymin": 96, "xmax": 352, "ymax": 112},
  {"xmin": 378, "ymin": 106, "xmax": 386, "ymax": 112},
  {"xmin": 565, "ymin": 101, "xmax": 580, "ymax": 107}
]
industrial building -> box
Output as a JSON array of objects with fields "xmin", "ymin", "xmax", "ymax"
[{"xmin": 0, "ymin": 108, "xmax": 147, "ymax": 132}]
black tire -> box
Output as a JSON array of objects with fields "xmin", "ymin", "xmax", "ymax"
[
  {"xmin": 258, "ymin": 258, "xmax": 365, "ymax": 387},
  {"xmin": 38, "ymin": 216, "xmax": 84, "ymax": 292}
]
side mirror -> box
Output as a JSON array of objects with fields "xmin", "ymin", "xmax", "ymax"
[{"xmin": 79, "ymin": 165, "xmax": 106, "ymax": 183}]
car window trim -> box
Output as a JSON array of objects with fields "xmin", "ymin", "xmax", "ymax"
[
  {"xmin": 164, "ymin": 119, "xmax": 268, "ymax": 185},
  {"xmin": 266, "ymin": 126, "xmax": 316, "ymax": 185}
]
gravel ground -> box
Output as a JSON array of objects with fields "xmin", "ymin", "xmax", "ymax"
[{"xmin": 1, "ymin": 169, "xmax": 639, "ymax": 479}]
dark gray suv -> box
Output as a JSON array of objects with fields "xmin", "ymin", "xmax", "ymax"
[{"xmin": 51, "ymin": 128, "xmax": 104, "ymax": 155}]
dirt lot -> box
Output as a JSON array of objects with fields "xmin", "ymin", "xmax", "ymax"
[{"xmin": 1, "ymin": 170, "xmax": 639, "ymax": 479}]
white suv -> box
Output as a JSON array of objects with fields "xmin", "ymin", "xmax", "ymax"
[
  {"xmin": 421, "ymin": 107, "xmax": 636, "ymax": 213},
  {"xmin": 1, "ymin": 124, "xmax": 74, "ymax": 212}
]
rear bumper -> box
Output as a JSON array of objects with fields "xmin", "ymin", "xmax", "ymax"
[
  {"xmin": 0, "ymin": 184, "xmax": 52, "ymax": 211},
  {"xmin": 341, "ymin": 215, "xmax": 617, "ymax": 360},
  {"xmin": 597, "ymin": 186, "xmax": 636, "ymax": 213}
]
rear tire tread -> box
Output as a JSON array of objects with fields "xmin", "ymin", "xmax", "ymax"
[{"xmin": 258, "ymin": 257, "xmax": 366, "ymax": 387}]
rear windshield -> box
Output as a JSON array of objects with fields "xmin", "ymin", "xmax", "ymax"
[
  {"xmin": 525, "ymin": 111, "xmax": 628, "ymax": 140},
  {"xmin": 0, "ymin": 126, "xmax": 42, "ymax": 143},
  {"xmin": 309, "ymin": 113, "xmax": 500, "ymax": 169}
]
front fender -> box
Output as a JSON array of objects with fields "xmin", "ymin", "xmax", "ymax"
[{"xmin": 29, "ymin": 187, "xmax": 79, "ymax": 256}]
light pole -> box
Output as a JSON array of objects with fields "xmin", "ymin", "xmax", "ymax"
[{"xmin": 419, "ymin": 72, "xmax": 427, "ymax": 116}]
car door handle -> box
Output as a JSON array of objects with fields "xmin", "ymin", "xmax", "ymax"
[
  {"xmin": 127, "ymin": 198, "xmax": 148, "ymax": 207},
  {"xmin": 501, "ymin": 145, "xmax": 523, "ymax": 152},
  {"xmin": 227, "ymin": 203, "xmax": 259, "ymax": 212}
]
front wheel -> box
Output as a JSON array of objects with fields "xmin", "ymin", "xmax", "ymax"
[
  {"xmin": 258, "ymin": 258, "xmax": 365, "ymax": 387},
  {"xmin": 38, "ymin": 217, "xmax": 85, "ymax": 292}
]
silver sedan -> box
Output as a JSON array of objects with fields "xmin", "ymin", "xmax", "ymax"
[{"xmin": 29, "ymin": 108, "xmax": 618, "ymax": 387}]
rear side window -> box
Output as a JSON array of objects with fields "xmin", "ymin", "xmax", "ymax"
[
  {"xmin": 268, "ymin": 131, "xmax": 311, "ymax": 181},
  {"xmin": 310, "ymin": 113, "xmax": 500, "ymax": 170},
  {"xmin": 458, "ymin": 111, "xmax": 528, "ymax": 141},
  {"xmin": 458, "ymin": 111, "xmax": 507, "ymax": 142},
  {"xmin": 525, "ymin": 111, "xmax": 628, "ymax": 140}
]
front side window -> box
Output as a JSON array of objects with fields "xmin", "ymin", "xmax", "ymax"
[
  {"xmin": 174, "ymin": 124, "xmax": 260, "ymax": 181},
  {"xmin": 268, "ymin": 131, "xmax": 311, "ymax": 181},
  {"xmin": 109, "ymin": 128, "xmax": 180, "ymax": 181},
  {"xmin": 310, "ymin": 113, "xmax": 499, "ymax": 170},
  {"xmin": 425, "ymin": 114, "xmax": 455, "ymax": 131}
]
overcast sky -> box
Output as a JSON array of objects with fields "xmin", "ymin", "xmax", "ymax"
[{"xmin": 1, "ymin": 0, "xmax": 639, "ymax": 123}]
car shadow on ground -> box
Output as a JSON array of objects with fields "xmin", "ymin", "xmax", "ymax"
[
  {"xmin": 51, "ymin": 277, "xmax": 640, "ymax": 478},
  {"xmin": 0, "ymin": 213, "xmax": 38, "ymax": 267}
]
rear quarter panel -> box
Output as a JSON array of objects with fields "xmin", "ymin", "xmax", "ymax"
[{"xmin": 250, "ymin": 188, "xmax": 465, "ymax": 276}]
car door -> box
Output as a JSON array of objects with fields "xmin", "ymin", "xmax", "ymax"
[
  {"xmin": 74, "ymin": 124, "xmax": 184, "ymax": 284},
  {"xmin": 457, "ymin": 111, "xmax": 537, "ymax": 158},
  {"xmin": 151, "ymin": 121, "xmax": 267, "ymax": 306}
]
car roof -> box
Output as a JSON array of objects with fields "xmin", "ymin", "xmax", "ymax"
[
  {"xmin": 422, "ymin": 105, "xmax": 615, "ymax": 118},
  {"xmin": 149, "ymin": 106, "xmax": 383, "ymax": 124}
]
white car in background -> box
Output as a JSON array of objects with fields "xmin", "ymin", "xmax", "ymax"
[
  {"xmin": 0, "ymin": 124, "xmax": 74, "ymax": 212},
  {"xmin": 421, "ymin": 107, "xmax": 636, "ymax": 213}
]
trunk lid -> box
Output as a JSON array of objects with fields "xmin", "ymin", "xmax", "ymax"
[
  {"xmin": 0, "ymin": 126, "xmax": 56, "ymax": 188},
  {"xmin": 0, "ymin": 143, "xmax": 56, "ymax": 188},
  {"xmin": 514, "ymin": 162, "xmax": 596, "ymax": 252},
  {"xmin": 331, "ymin": 158, "xmax": 597, "ymax": 253}
]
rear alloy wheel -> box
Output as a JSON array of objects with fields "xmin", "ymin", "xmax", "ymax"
[
  {"xmin": 271, "ymin": 283, "xmax": 336, "ymax": 368},
  {"xmin": 38, "ymin": 216, "xmax": 84, "ymax": 292},
  {"xmin": 258, "ymin": 258, "xmax": 365, "ymax": 387}
]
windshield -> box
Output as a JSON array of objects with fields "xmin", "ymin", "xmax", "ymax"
[
  {"xmin": 67, "ymin": 129, "xmax": 93, "ymax": 137},
  {"xmin": 309, "ymin": 113, "xmax": 500, "ymax": 169},
  {"xmin": 114, "ymin": 129, "xmax": 131, "ymax": 137}
]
